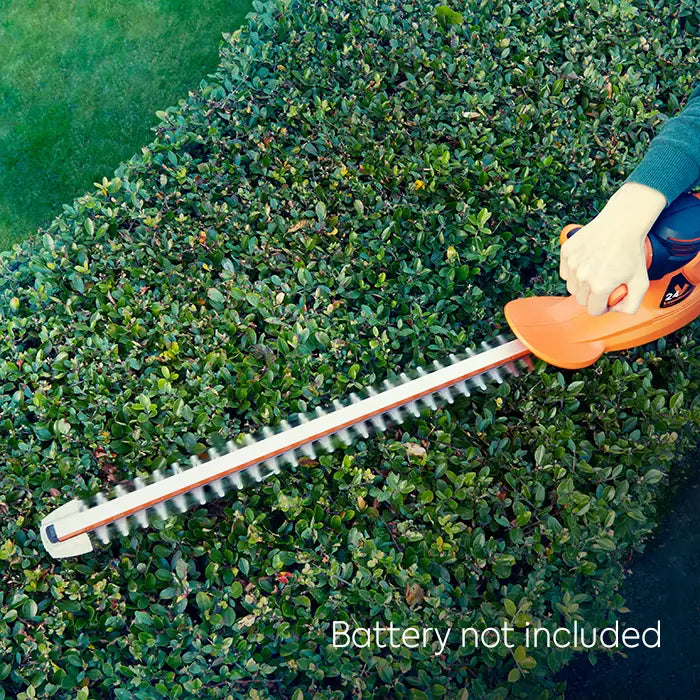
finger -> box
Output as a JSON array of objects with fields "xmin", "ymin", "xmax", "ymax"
[
  {"xmin": 574, "ymin": 279, "xmax": 590, "ymax": 308},
  {"xmin": 559, "ymin": 232, "xmax": 580, "ymax": 279},
  {"xmin": 559, "ymin": 241, "xmax": 575, "ymax": 280},
  {"xmin": 613, "ymin": 273, "xmax": 649, "ymax": 315},
  {"xmin": 586, "ymin": 283, "xmax": 611, "ymax": 316},
  {"xmin": 567, "ymin": 264, "xmax": 589, "ymax": 307},
  {"xmin": 564, "ymin": 255, "xmax": 584, "ymax": 296},
  {"xmin": 560, "ymin": 253, "xmax": 571, "ymax": 281},
  {"xmin": 570, "ymin": 260, "xmax": 597, "ymax": 308}
]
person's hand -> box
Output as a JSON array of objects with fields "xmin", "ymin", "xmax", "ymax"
[{"xmin": 560, "ymin": 182, "xmax": 667, "ymax": 315}]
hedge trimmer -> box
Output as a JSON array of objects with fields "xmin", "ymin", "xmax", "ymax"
[{"xmin": 41, "ymin": 194, "xmax": 700, "ymax": 558}]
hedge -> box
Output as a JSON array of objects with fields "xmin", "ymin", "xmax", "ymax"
[{"xmin": 0, "ymin": 0, "xmax": 698, "ymax": 697}]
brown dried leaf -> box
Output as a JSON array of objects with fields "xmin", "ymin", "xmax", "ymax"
[
  {"xmin": 604, "ymin": 78, "xmax": 613, "ymax": 99},
  {"xmin": 287, "ymin": 219, "xmax": 310, "ymax": 233},
  {"xmin": 297, "ymin": 456, "xmax": 319, "ymax": 467},
  {"xmin": 405, "ymin": 583, "xmax": 425, "ymax": 607},
  {"xmin": 405, "ymin": 442, "xmax": 427, "ymax": 459}
]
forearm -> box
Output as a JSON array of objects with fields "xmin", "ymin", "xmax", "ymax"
[{"xmin": 625, "ymin": 84, "xmax": 700, "ymax": 205}]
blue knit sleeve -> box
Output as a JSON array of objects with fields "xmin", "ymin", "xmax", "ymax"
[{"xmin": 626, "ymin": 84, "xmax": 700, "ymax": 206}]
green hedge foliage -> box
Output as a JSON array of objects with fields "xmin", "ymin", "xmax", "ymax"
[{"xmin": 1, "ymin": 0, "xmax": 698, "ymax": 697}]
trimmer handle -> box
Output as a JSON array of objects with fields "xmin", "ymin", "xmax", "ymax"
[{"xmin": 561, "ymin": 191, "xmax": 700, "ymax": 308}]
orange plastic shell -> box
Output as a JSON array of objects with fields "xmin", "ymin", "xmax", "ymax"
[{"xmin": 505, "ymin": 231, "xmax": 700, "ymax": 369}]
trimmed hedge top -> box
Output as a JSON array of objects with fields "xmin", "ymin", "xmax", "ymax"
[{"xmin": 0, "ymin": 0, "xmax": 698, "ymax": 697}]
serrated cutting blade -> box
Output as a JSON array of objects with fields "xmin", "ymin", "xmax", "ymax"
[{"xmin": 40, "ymin": 337, "xmax": 531, "ymax": 558}]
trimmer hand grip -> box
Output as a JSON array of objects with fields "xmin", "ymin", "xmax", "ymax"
[
  {"xmin": 507, "ymin": 192, "xmax": 700, "ymax": 369},
  {"xmin": 560, "ymin": 191, "xmax": 700, "ymax": 308},
  {"xmin": 559, "ymin": 224, "xmax": 653, "ymax": 308}
]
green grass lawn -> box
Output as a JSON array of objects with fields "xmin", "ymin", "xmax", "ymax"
[{"xmin": 0, "ymin": 0, "xmax": 252, "ymax": 250}]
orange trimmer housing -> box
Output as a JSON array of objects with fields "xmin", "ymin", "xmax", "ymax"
[{"xmin": 505, "ymin": 192, "xmax": 700, "ymax": 369}]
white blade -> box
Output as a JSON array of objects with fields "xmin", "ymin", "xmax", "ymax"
[{"xmin": 41, "ymin": 338, "xmax": 530, "ymax": 557}]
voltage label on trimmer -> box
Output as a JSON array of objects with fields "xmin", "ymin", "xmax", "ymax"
[{"xmin": 660, "ymin": 272, "xmax": 695, "ymax": 308}]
